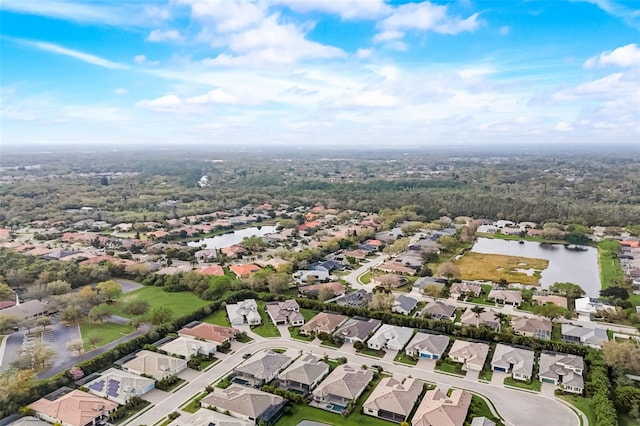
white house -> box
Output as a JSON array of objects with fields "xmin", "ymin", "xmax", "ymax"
[
  {"xmin": 226, "ymin": 299, "xmax": 261, "ymax": 326},
  {"xmin": 367, "ymin": 324, "xmax": 414, "ymax": 351}
]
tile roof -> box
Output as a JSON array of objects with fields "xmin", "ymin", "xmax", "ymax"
[
  {"xmin": 491, "ymin": 344, "xmax": 534, "ymax": 378},
  {"xmin": 313, "ymin": 364, "xmax": 373, "ymax": 401},
  {"xmin": 448, "ymin": 340, "xmax": 490, "ymax": 370},
  {"xmin": 278, "ymin": 354, "xmax": 329, "ymax": 386},
  {"xmin": 201, "ymin": 384, "xmax": 285, "ymax": 420},
  {"xmin": 29, "ymin": 389, "xmax": 118, "ymax": 426},
  {"xmin": 300, "ymin": 312, "xmax": 348, "ymax": 334},
  {"xmin": 235, "ymin": 350, "xmax": 292, "ymax": 381},
  {"xmin": 178, "ymin": 322, "xmax": 239, "ymax": 344},
  {"xmin": 334, "ymin": 318, "xmax": 382, "ymax": 341},
  {"xmin": 363, "ymin": 377, "xmax": 422, "ymax": 417},
  {"xmin": 412, "ymin": 389, "xmax": 472, "ymax": 426},
  {"xmin": 406, "ymin": 332, "xmax": 450, "ymax": 357}
]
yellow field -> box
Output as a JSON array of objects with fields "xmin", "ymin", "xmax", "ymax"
[{"xmin": 455, "ymin": 252, "xmax": 548, "ymax": 285}]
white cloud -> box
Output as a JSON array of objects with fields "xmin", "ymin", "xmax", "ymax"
[
  {"xmin": 147, "ymin": 29, "xmax": 183, "ymax": 42},
  {"xmin": 554, "ymin": 121, "xmax": 574, "ymax": 131},
  {"xmin": 115, "ymin": 88, "xmax": 128, "ymax": 95},
  {"xmin": 333, "ymin": 90, "xmax": 398, "ymax": 108},
  {"xmin": 187, "ymin": 89, "xmax": 238, "ymax": 105},
  {"xmin": 269, "ymin": 0, "xmax": 391, "ymax": 20},
  {"xmin": 499, "ymin": 26, "xmax": 510, "ymax": 35},
  {"xmin": 584, "ymin": 43, "xmax": 640, "ymax": 68},
  {"xmin": 9, "ymin": 38, "xmax": 128, "ymax": 70},
  {"xmin": 373, "ymin": 30, "xmax": 404, "ymax": 43},
  {"xmin": 134, "ymin": 55, "xmax": 160, "ymax": 65},
  {"xmin": 355, "ymin": 48, "xmax": 374, "ymax": 59},
  {"xmin": 377, "ymin": 1, "xmax": 480, "ymax": 42},
  {"xmin": 136, "ymin": 94, "xmax": 184, "ymax": 112},
  {"xmin": 137, "ymin": 89, "xmax": 241, "ymax": 113},
  {"xmin": 0, "ymin": 0, "xmax": 169, "ymax": 27},
  {"xmin": 176, "ymin": 0, "xmax": 265, "ymax": 33}
]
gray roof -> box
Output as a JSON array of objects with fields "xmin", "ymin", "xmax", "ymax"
[
  {"xmin": 9, "ymin": 417, "xmax": 51, "ymax": 426},
  {"xmin": 201, "ymin": 385, "xmax": 285, "ymax": 420},
  {"xmin": 539, "ymin": 353, "xmax": 585, "ymax": 389},
  {"xmin": 235, "ymin": 350, "xmax": 292, "ymax": 381},
  {"xmin": 362, "ymin": 377, "xmax": 423, "ymax": 417},
  {"xmin": 421, "ymin": 301, "xmax": 456, "ymax": 318},
  {"xmin": 394, "ymin": 295, "xmax": 418, "ymax": 312},
  {"xmin": 406, "ymin": 332, "xmax": 450, "ymax": 357},
  {"xmin": 561, "ymin": 324, "xmax": 608, "ymax": 346},
  {"xmin": 368, "ymin": 324, "xmax": 415, "ymax": 351},
  {"xmin": 313, "ymin": 364, "xmax": 373, "ymax": 400},
  {"xmin": 491, "ymin": 344, "xmax": 534, "ymax": 378},
  {"xmin": 471, "ymin": 417, "xmax": 496, "ymax": 426},
  {"xmin": 334, "ymin": 318, "xmax": 381, "ymax": 341},
  {"xmin": 278, "ymin": 354, "xmax": 329, "ymax": 386},
  {"xmin": 1, "ymin": 300, "xmax": 48, "ymax": 320}
]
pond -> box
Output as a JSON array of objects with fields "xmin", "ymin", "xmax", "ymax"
[
  {"xmin": 187, "ymin": 226, "xmax": 277, "ymax": 249},
  {"xmin": 471, "ymin": 237, "xmax": 601, "ymax": 297}
]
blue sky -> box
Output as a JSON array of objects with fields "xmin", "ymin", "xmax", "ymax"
[{"xmin": 1, "ymin": 0, "xmax": 639, "ymax": 146}]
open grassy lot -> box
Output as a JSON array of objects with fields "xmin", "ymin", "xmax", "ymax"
[
  {"xmin": 560, "ymin": 395, "xmax": 596, "ymax": 426},
  {"xmin": 108, "ymin": 286, "xmax": 211, "ymax": 320},
  {"xmin": 202, "ymin": 309, "xmax": 230, "ymax": 327},
  {"xmin": 359, "ymin": 271, "xmax": 373, "ymax": 284},
  {"xmin": 79, "ymin": 320, "xmax": 135, "ymax": 350},
  {"xmin": 251, "ymin": 301, "xmax": 281, "ymax": 338},
  {"xmin": 455, "ymin": 252, "xmax": 548, "ymax": 285},
  {"xmin": 435, "ymin": 359, "xmax": 466, "ymax": 376},
  {"xmin": 598, "ymin": 240, "xmax": 624, "ymax": 290}
]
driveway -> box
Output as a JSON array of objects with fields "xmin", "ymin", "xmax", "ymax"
[
  {"xmin": 112, "ymin": 279, "xmax": 143, "ymax": 294},
  {"xmin": 128, "ymin": 338, "xmax": 580, "ymax": 426}
]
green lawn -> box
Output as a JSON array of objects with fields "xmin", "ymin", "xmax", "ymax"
[
  {"xmin": 290, "ymin": 328, "xmax": 315, "ymax": 341},
  {"xmin": 107, "ymin": 286, "xmax": 211, "ymax": 320},
  {"xmin": 478, "ymin": 369, "xmax": 493, "ymax": 382},
  {"xmin": 357, "ymin": 347, "xmax": 385, "ymax": 358},
  {"xmin": 504, "ymin": 377, "xmax": 541, "ymax": 392},
  {"xmin": 251, "ymin": 301, "xmax": 281, "ymax": 338},
  {"xmin": 435, "ymin": 359, "xmax": 466, "ymax": 376},
  {"xmin": 394, "ymin": 352, "xmax": 418, "ymax": 365},
  {"xmin": 202, "ymin": 309, "xmax": 230, "ymax": 326},
  {"xmin": 560, "ymin": 395, "xmax": 596, "ymax": 426},
  {"xmin": 300, "ymin": 308, "xmax": 319, "ymax": 322},
  {"xmin": 466, "ymin": 395, "xmax": 504, "ymax": 426},
  {"xmin": 598, "ymin": 240, "xmax": 624, "ymax": 290},
  {"xmin": 79, "ymin": 320, "xmax": 135, "ymax": 351},
  {"xmin": 359, "ymin": 271, "xmax": 372, "ymax": 284},
  {"xmin": 321, "ymin": 339, "xmax": 344, "ymax": 349}
]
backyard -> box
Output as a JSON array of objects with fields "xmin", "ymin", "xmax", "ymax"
[
  {"xmin": 560, "ymin": 395, "xmax": 596, "ymax": 426},
  {"xmin": 251, "ymin": 301, "xmax": 281, "ymax": 338},
  {"xmin": 202, "ymin": 309, "xmax": 230, "ymax": 327},
  {"xmin": 79, "ymin": 320, "xmax": 135, "ymax": 350},
  {"xmin": 455, "ymin": 253, "xmax": 548, "ymax": 285}
]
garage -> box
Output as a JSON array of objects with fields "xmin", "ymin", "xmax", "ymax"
[
  {"xmin": 420, "ymin": 353, "xmax": 435, "ymax": 359},
  {"xmin": 541, "ymin": 378, "xmax": 555, "ymax": 384},
  {"xmin": 493, "ymin": 366, "xmax": 507, "ymax": 372}
]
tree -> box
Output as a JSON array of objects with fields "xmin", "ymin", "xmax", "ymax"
[
  {"xmin": 36, "ymin": 316, "xmax": 52, "ymax": 332},
  {"xmin": 66, "ymin": 339, "xmax": 84, "ymax": 354},
  {"xmin": 470, "ymin": 306, "xmax": 486, "ymax": 326},
  {"xmin": 0, "ymin": 315, "xmax": 18, "ymax": 334},
  {"xmin": 600, "ymin": 286, "xmax": 630, "ymax": 300},
  {"xmin": 369, "ymin": 292, "xmax": 395, "ymax": 311},
  {"xmin": 69, "ymin": 366, "xmax": 84, "ymax": 380},
  {"xmin": 318, "ymin": 287, "xmax": 335, "ymax": 302},
  {"xmin": 149, "ymin": 306, "xmax": 173, "ymax": 325},
  {"xmin": 19, "ymin": 318, "xmax": 35, "ymax": 335},
  {"xmin": 79, "ymin": 285, "xmax": 102, "ymax": 306},
  {"xmin": 30, "ymin": 342, "xmax": 56, "ymax": 370},
  {"xmin": 493, "ymin": 312, "xmax": 508, "ymax": 332},
  {"xmin": 124, "ymin": 300, "xmax": 150, "ymax": 316},
  {"xmin": 532, "ymin": 303, "xmax": 570, "ymax": 319},
  {"xmin": 549, "ymin": 282, "xmax": 585, "ymax": 299},
  {"xmin": 267, "ymin": 273, "xmax": 290, "ymax": 294},
  {"xmin": 87, "ymin": 334, "xmax": 102, "ymax": 349},
  {"xmin": 89, "ymin": 305, "xmax": 112, "ymax": 323},
  {"xmin": 22, "ymin": 285, "xmax": 50, "ymax": 302},
  {"xmin": 60, "ymin": 304, "xmax": 83, "ymax": 324},
  {"xmin": 383, "ymin": 237, "xmax": 410, "ymax": 255},
  {"xmin": 96, "ymin": 280, "xmax": 122, "ymax": 302},
  {"xmin": 46, "ymin": 280, "xmax": 72, "ymax": 295},
  {"xmin": 603, "ymin": 340, "xmax": 640, "ymax": 374},
  {"xmin": 423, "ymin": 285, "xmax": 442, "ymax": 299},
  {"xmin": 0, "ymin": 282, "xmax": 14, "ymax": 300},
  {"xmin": 0, "ymin": 369, "xmax": 34, "ymax": 407},
  {"xmin": 437, "ymin": 262, "xmax": 460, "ymax": 279}
]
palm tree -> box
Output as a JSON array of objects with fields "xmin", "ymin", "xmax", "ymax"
[
  {"xmin": 494, "ymin": 312, "xmax": 508, "ymax": 332},
  {"xmin": 470, "ymin": 306, "xmax": 486, "ymax": 327}
]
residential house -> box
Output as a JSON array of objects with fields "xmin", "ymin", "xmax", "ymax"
[
  {"xmin": 158, "ymin": 336, "xmax": 218, "ymax": 359},
  {"xmin": 294, "ymin": 270, "xmax": 330, "ymax": 284},
  {"xmin": 561, "ymin": 324, "xmax": 609, "ymax": 348},
  {"xmin": 167, "ymin": 408, "xmax": 253, "ymax": 426},
  {"xmin": 449, "ymin": 283, "xmax": 482, "ymax": 299},
  {"xmin": 121, "ymin": 350, "xmax": 188, "ymax": 380},
  {"xmin": 178, "ymin": 322, "xmax": 239, "ymax": 346},
  {"xmin": 311, "ymin": 260, "xmax": 344, "ymax": 273},
  {"xmin": 265, "ymin": 300, "xmax": 304, "ymax": 326},
  {"xmin": 470, "ymin": 418, "xmax": 496, "ymax": 426},
  {"xmin": 232, "ymin": 350, "xmax": 292, "ymax": 387},
  {"xmin": 538, "ymin": 352, "xmax": 585, "ymax": 394},
  {"xmin": 298, "ymin": 282, "xmax": 346, "ymax": 298},
  {"xmin": 491, "ymin": 344, "xmax": 534, "ymax": 381},
  {"xmin": 196, "ymin": 265, "xmax": 225, "ymax": 276},
  {"xmin": 221, "ymin": 245, "xmax": 247, "ymax": 259},
  {"xmin": 367, "ymin": 324, "xmax": 414, "ymax": 351},
  {"xmin": 448, "ymin": 340, "xmax": 490, "ymax": 372},
  {"xmin": 229, "ymin": 264, "xmax": 260, "ymax": 279},
  {"xmin": 299, "ymin": 312, "xmax": 348, "ymax": 336},
  {"xmin": 312, "ymin": 364, "xmax": 373, "ymax": 412},
  {"xmin": 277, "ymin": 354, "xmax": 330, "ymax": 394},
  {"xmin": 344, "ymin": 249, "xmax": 369, "ymax": 260},
  {"xmin": 85, "ymin": 368, "xmax": 154, "ymax": 405},
  {"xmin": 511, "ymin": 316, "xmax": 552, "ymax": 340},
  {"xmin": 334, "ymin": 317, "xmax": 382, "ymax": 344},
  {"xmin": 460, "ymin": 308, "xmax": 501, "ymax": 330},
  {"xmin": 574, "ymin": 297, "xmax": 616, "ymax": 317},
  {"xmin": 335, "ymin": 289, "xmax": 372, "ymax": 308},
  {"xmin": 532, "ymin": 295, "xmax": 568, "ymax": 309},
  {"xmin": 421, "ymin": 301, "xmax": 456, "ymax": 321},
  {"xmin": 405, "ymin": 332, "xmax": 450, "ymax": 360},
  {"xmin": 226, "ymin": 299, "xmax": 261, "ymax": 326},
  {"xmin": 1, "ymin": 300, "xmax": 49, "ymax": 321},
  {"xmin": 392, "ymin": 295, "xmax": 418, "ymax": 315},
  {"xmin": 29, "ymin": 388, "xmax": 118, "ymax": 426},
  {"xmin": 376, "ymin": 261, "xmax": 416, "ymax": 276},
  {"xmin": 413, "ymin": 276, "xmax": 448, "ymax": 290},
  {"xmin": 411, "ymin": 389, "xmax": 472, "ymax": 426},
  {"xmin": 8, "ymin": 416, "xmax": 50, "ymax": 426},
  {"xmin": 371, "ymin": 274, "xmax": 407, "ymax": 289},
  {"xmin": 195, "ymin": 249, "xmax": 218, "ymax": 262},
  {"xmin": 200, "ymin": 384, "xmax": 287, "ymax": 425},
  {"xmin": 487, "ymin": 290, "xmax": 523, "ymax": 307},
  {"xmin": 363, "ymin": 377, "xmax": 423, "ymax": 423}
]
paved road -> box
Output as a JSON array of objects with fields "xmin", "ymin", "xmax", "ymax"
[{"xmin": 128, "ymin": 338, "xmax": 581, "ymax": 426}]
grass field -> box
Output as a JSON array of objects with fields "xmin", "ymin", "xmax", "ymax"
[
  {"xmin": 435, "ymin": 359, "xmax": 466, "ymax": 376},
  {"xmin": 202, "ymin": 309, "xmax": 230, "ymax": 327},
  {"xmin": 456, "ymin": 252, "xmax": 548, "ymax": 285},
  {"xmin": 359, "ymin": 271, "xmax": 372, "ymax": 284},
  {"xmin": 466, "ymin": 394, "xmax": 504, "ymax": 425},
  {"xmin": 300, "ymin": 308, "xmax": 319, "ymax": 322},
  {"xmin": 598, "ymin": 240, "xmax": 624, "ymax": 290},
  {"xmin": 504, "ymin": 376, "xmax": 541, "ymax": 392},
  {"xmin": 394, "ymin": 352, "xmax": 418, "ymax": 365},
  {"xmin": 108, "ymin": 286, "xmax": 211, "ymax": 320},
  {"xmin": 560, "ymin": 395, "xmax": 596, "ymax": 426},
  {"xmin": 251, "ymin": 301, "xmax": 281, "ymax": 338},
  {"xmin": 79, "ymin": 320, "xmax": 135, "ymax": 350}
]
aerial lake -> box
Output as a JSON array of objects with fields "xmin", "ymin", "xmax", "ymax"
[
  {"xmin": 471, "ymin": 237, "xmax": 601, "ymax": 297},
  {"xmin": 187, "ymin": 226, "xmax": 277, "ymax": 250}
]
